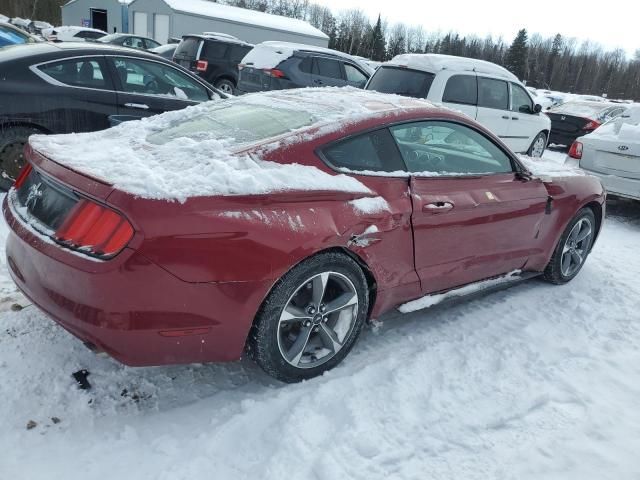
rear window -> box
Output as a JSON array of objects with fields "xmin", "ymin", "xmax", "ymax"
[
  {"xmin": 202, "ymin": 41, "xmax": 228, "ymax": 59},
  {"xmin": 74, "ymin": 30, "xmax": 104, "ymax": 39},
  {"xmin": 229, "ymin": 45, "xmax": 251, "ymax": 63},
  {"xmin": 147, "ymin": 103, "xmax": 316, "ymax": 145},
  {"xmin": 550, "ymin": 102, "xmax": 616, "ymax": 120},
  {"xmin": 366, "ymin": 66, "xmax": 435, "ymax": 99},
  {"xmin": 174, "ymin": 37, "xmax": 201, "ymax": 59}
]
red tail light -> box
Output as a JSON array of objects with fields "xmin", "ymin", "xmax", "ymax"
[
  {"xmin": 237, "ymin": 63, "xmax": 245, "ymax": 71},
  {"xmin": 583, "ymin": 120, "xmax": 601, "ymax": 131},
  {"xmin": 13, "ymin": 163, "xmax": 33, "ymax": 189},
  {"xmin": 196, "ymin": 60, "xmax": 208, "ymax": 72},
  {"xmin": 263, "ymin": 68, "xmax": 285, "ymax": 78},
  {"xmin": 568, "ymin": 141, "xmax": 583, "ymax": 159},
  {"xmin": 54, "ymin": 199, "xmax": 134, "ymax": 259}
]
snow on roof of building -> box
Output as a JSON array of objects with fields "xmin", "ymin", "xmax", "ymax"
[
  {"xmin": 386, "ymin": 54, "xmax": 518, "ymax": 81},
  {"xmin": 163, "ymin": 0, "xmax": 328, "ymax": 40},
  {"xmin": 241, "ymin": 41, "xmax": 374, "ymax": 74},
  {"xmin": 29, "ymin": 88, "xmax": 436, "ymax": 201}
]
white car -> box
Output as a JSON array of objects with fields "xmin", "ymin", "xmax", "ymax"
[
  {"xmin": 365, "ymin": 54, "xmax": 551, "ymax": 156},
  {"xmin": 41, "ymin": 26, "xmax": 106, "ymax": 42},
  {"xmin": 566, "ymin": 105, "xmax": 640, "ymax": 200}
]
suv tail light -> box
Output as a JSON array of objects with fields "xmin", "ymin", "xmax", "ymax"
[
  {"xmin": 196, "ymin": 60, "xmax": 208, "ymax": 72},
  {"xmin": 263, "ymin": 68, "xmax": 285, "ymax": 78},
  {"xmin": 583, "ymin": 120, "xmax": 601, "ymax": 131},
  {"xmin": 568, "ymin": 141, "xmax": 583, "ymax": 159},
  {"xmin": 54, "ymin": 199, "xmax": 134, "ymax": 259}
]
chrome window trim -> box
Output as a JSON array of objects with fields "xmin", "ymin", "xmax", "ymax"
[{"xmin": 29, "ymin": 53, "xmax": 213, "ymax": 101}]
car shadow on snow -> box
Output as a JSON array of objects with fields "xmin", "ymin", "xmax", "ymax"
[{"xmin": 606, "ymin": 196, "xmax": 640, "ymax": 228}]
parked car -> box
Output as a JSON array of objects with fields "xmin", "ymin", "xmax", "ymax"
[
  {"xmin": 3, "ymin": 88, "xmax": 605, "ymax": 383},
  {"xmin": 97, "ymin": 33, "xmax": 161, "ymax": 51},
  {"xmin": 547, "ymin": 101, "xmax": 628, "ymax": 148},
  {"xmin": 566, "ymin": 105, "xmax": 640, "ymax": 200},
  {"xmin": 150, "ymin": 43, "xmax": 178, "ymax": 61},
  {"xmin": 366, "ymin": 54, "xmax": 551, "ymax": 157},
  {"xmin": 237, "ymin": 41, "xmax": 374, "ymax": 94},
  {"xmin": 0, "ymin": 22, "xmax": 40, "ymax": 47},
  {"xmin": 526, "ymin": 87, "xmax": 554, "ymax": 110},
  {"xmin": 42, "ymin": 26, "xmax": 106, "ymax": 42},
  {"xmin": 0, "ymin": 42, "xmax": 220, "ymax": 189},
  {"xmin": 173, "ymin": 33, "xmax": 253, "ymax": 94}
]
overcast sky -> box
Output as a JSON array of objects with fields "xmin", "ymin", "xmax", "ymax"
[{"xmin": 315, "ymin": 0, "xmax": 639, "ymax": 56}]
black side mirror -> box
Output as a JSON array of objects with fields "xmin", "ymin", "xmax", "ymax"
[{"xmin": 534, "ymin": 104, "xmax": 542, "ymax": 113}]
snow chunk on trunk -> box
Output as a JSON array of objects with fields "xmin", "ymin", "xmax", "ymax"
[{"xmin": 349, "ymin": 196, "xmax": 390, "ymax": 214}]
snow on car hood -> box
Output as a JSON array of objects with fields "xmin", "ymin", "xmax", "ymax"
[
  {"xmin": 29, "ymin": 88, "xmax": 435, "ymax": 202},
  {"xmin": 585, "ymin": 107, "xmax": 640, "ymax": 142}
]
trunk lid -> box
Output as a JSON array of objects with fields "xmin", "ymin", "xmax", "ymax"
[
  {"xmin": 547, "ymin": 112, "xmax": 592, "ymax": 135},
  {"xmin": 581, "ymin": 133, "xmax": 640, "ymax": 180}
]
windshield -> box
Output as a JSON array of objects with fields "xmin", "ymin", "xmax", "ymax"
[
  {"xmin": 0, "ymin": 25, "xmax": 31, "ymax": 46},
  {"xmin": 147, "ymin": 102, "xmax": 317, "ymax": 145},
  {"xmin": 366, "ymin": 66, "xmax": 435, "ymax": 98},
  {"xmin": 98, "ymin": 34, "xmax": 123, "ymax": 42}
]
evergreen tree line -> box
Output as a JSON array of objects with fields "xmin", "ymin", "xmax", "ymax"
[
  {"xmin": 225, "ymin": 0, "xmax": 640, "ymax": 100},
  {"xmin": 2, "ymin": 0, "xmax": 639, "ymax": 99}
]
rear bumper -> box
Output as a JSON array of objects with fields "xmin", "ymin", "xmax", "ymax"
[
  {"xmin": 3, "ymin": 195, "xmax": 272, "ymax": 366},
  {"xmin": 578, "ymin": 168, "xmax": 640, "ymax": 200},
  {"xmin": 549, "ymin": 130, "xmax": 582, "ymax": 147}
]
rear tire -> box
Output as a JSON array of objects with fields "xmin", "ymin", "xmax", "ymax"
[
  {"xmin": 527, "ymin": 132, "xmax": 547, "ymax": 158},
  {"xmin": 248, "ymin": 252, "xmax": 369, "ymax": 383},
  {"xmin": 543, "ymin": 208, "xmax": 596, "ymax": 284},
  {"xmin": 0, "ymin": 126, "xmax": 42, "ymax": 191},
  {"xmin": 214, "ymin": 78, "xmax": 235, "ymax": 95}
]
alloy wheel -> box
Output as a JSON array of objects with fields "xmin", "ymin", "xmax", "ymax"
[
  {"xmin": 277, "ymin": 271, "xmax": 359, "ymax": 369},
  {"xmin": 531, "ymin": 135, "xmax": 546, "ymax": 157},
  {"xmin": 560, "ymin": 217, "xmax": 593, "ymax": 277}
]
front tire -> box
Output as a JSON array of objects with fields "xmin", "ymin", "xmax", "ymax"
[
  {"xmin": 543, "ymin": 208, "xmax": 596, "ymax": 284},
  {"xmin": 248, "ymin": 252, "xmax": 369, "ymax": 383},
  {"xmin": 527, "ymin": 132, "xmax": 547, "ymax": 158},
  {"xmin": 0, "ymin": 126, "xmax": 42, "ymax": 191}
]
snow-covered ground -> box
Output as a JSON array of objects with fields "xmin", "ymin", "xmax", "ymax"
[{"xmin": 2, "ymin": 150, "xmax": 640, "ymax": 480}]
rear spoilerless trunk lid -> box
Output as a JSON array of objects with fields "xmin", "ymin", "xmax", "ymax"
[
  {"xmin": 581, "ymin": 135, "xmax": 640, "ymax": 180},
  {"xmin": 547, "ymin": 112, "xmax": 592, "ymax": 134}
]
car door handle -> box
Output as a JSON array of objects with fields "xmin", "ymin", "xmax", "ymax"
[
  {"xmin": 501, "ymin": 115, "xmax": 510, "ymax": 119},
  {"xmin": 313, "ymin": 79, "xmax": 323, "ymax": 85},
  {"xmin": 423, "ymin": 201, "xmax": 454, "ymax": 213},
  {"xmin": 511, "ymin": 116, "xmax": 519, "ymax": 120},
  {"xmin": 124, "ymin": 103, "xmax": 149, "ymax": 110}
]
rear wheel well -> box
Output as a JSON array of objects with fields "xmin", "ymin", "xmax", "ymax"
[
  {"xmin": 212, "ymin": 75, "xmax": 236, "ymax": 87},
  {"xmin": 583, "ymin": 201, "xmax": 604, "ymax": 248},
  {"xmin": 0, "ymin": 122, "xmax": 50, "ymax": 136}
]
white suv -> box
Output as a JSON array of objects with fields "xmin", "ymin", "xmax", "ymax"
[{"xmin": 366, "ymin": 54, "xmax": 551, "ymax": 157}]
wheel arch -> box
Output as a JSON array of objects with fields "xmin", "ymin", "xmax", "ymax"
[
  {"xmin": 582, "ymin": 200, "xmax": 604, "ymax": 251},
  {"xmin": 0, "ymin": 121, "xmax": 51, "ymax": 137}
]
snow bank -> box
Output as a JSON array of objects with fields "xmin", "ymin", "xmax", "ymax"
[
  {"xmin": 30, "ymin": 88, "xmax": 435, "ymax": 202},
  {"xmin": 398, "ymin": 270, "xmax": 522, "ymax": 313}
]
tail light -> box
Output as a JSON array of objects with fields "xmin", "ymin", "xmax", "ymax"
[
  {"xmin": 263, "ymin": 68, "xmax": 285, "ymax": 78},
  {"xmin": 196, "ymin": 60, "xmax": 208, "ymax": 72},
  {"xmin": 54, "ymin": 199, "xmax": 134, "ymax": 259},
  {"xmin": 583, "ymin": 120, "xmax": 601, "ymax": 131},
  {"xmin": 13, "ymin": 163, "xmax": 33, "ymax": 189},
  {"xmin": 568, "ymin": 141, "xmax": 583, "ymax": 159}
]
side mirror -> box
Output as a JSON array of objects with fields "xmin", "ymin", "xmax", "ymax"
[{"xmin": 534, "ymin": 103, "xmax": 542, "ymax": 114}]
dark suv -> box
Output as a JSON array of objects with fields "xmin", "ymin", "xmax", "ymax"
[
  {"xmin": 236, "ymin": 42, "xmax": 374, "ymax": 94},
  {"xmin": 173, "ymin": 34, "xmax": 253, "ymax": 94}
]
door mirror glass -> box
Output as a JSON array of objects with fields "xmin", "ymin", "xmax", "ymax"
[{"xmin": 534, "ymin": 103, "xmax": 542, "ymax": 113}]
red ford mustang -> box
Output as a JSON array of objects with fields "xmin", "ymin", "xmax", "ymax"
[{"xmin": 3, "ymin": 89, "xmax": 605, "ymax": 382}]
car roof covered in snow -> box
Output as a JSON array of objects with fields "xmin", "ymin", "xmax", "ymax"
[
  {"xmin": 241, "ymin": 41, "xmax": 375, "ymax": 75},
  {"xmin": 29, "ymin": 88, "xmax": 445, "ymax": 201},
  {"xmin": 163, "ymin": 0, "xmax": 328, "ymax": 40},
  {"xmin": 384, "ymin": 53, "xmax": 519, "ymax": 81}
]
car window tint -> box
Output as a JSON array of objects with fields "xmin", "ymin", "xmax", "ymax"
[
  {"xmin": 298, "ymin": 56, "xmax": 312, "ymax": 74},
  {"xmin": 344, "ymin": 64, "xmax": 368, "ymax": 84},
  {"xmin": 74, "ymin": 30, "xmax": 104, "ymax": 39},
  {"xmin": 38, "ymin": 58, "xmax": 108, "ymax": 89},
  {"xmin": 229, "ymin": 45, "xmax": 251, "ymax": 63},
  {"xmin": 442, "ymin": 74, "xmax": 477, "ymax": 105},
  {"xmin": 112, "ymin": 58, "xmax": 209, "ymax": 101},
  {"xmin": 145, "ymin": 38, "xmax": 161, "ymax": 49},
  {"xmin": 123, "ymin": 36, "xmax": 145, "ymax": 49},
  {"xmin": 478, "ymin": 77, "xmax": 509, "ymax": 110},
  {"xmin": 322, "ymin": 129, "xmax": 406, "ymax": 173},
  {"xmin": 203, "ymin": 41, "xmax": 228, "ymax": 59},
  {"xmin": 511, "ymin": 83, "xmax": 533, "ymax": 112},
  {"xmin": 313, "ymin": 57, "xmax": 343, "ymax": 79},
  {"xmin": 390, "ymin": 121, "xmax": 513, "ymax": 175},
  {"xmin": 366, "ymin": 67, "xmax": 435, "ymax": 99}
]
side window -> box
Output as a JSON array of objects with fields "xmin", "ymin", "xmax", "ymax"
[
  {"xmin": 442, "ymin": 75, "xmax": 477, "ymax": 105},
  {"xmin": 298, "ymin": 56, "xmax": 312, "ymax": 74},
  {"xmin": 478, "ymin": 77, "xmax": 509, "ymax": 110},
  {"xmin": 344, "ymin": 63, "xmax": 368, "ymax": 84},
  {"xmin": 322, "ymin": 129, "xmax": 406, "ymax": 173},
  {"xmin": 37, "ymin": 58, "xmax": 109, "ymax": 89},
  {"xmin": 144, "ymin": 38, "xmax": 161, "ymax": 49},
  {"xmin": 511, "ymin": 83, "xmax": 533, "ymax": 113},
  {"xmin": 74, "ymin": 30, "xmax": 104, "ymax": 40},
  {"xmin": 313, "ymin": 57, "xmax": 343, "ymax": 79},
  {"xmin": 390, "ymin": 121, "xmax": 513, "ymax": 175},
  {"xmin": 202, "ymin": 41, "xmax": 228, "ymax": 59},
  {"xmin": 229, "ymin": 45, "xmax": 250, "ymax": 63},
  {"xmin": 112, "ymin": 57, "xmax": 209, "ymax": 101}
]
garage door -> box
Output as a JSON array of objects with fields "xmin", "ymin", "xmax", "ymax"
[
  {"xmin": 154, "ymin": 14, "xmax": 169, "ymax": 44},
  {"xmin": 133, "ymin": 12, "xmax": 148, "ymax": 37}
]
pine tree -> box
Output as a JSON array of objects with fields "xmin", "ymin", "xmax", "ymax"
[
  {"xmin": 546, "ymin": 34, "xmax": 563, "ymax": 88},
  {"xmin": 505, "ymin": 29, "xmax": 529, "ymax": 80},
  {"xmin": 370, "ymin": 14, "xmax": 386, "ymax": 61}
]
